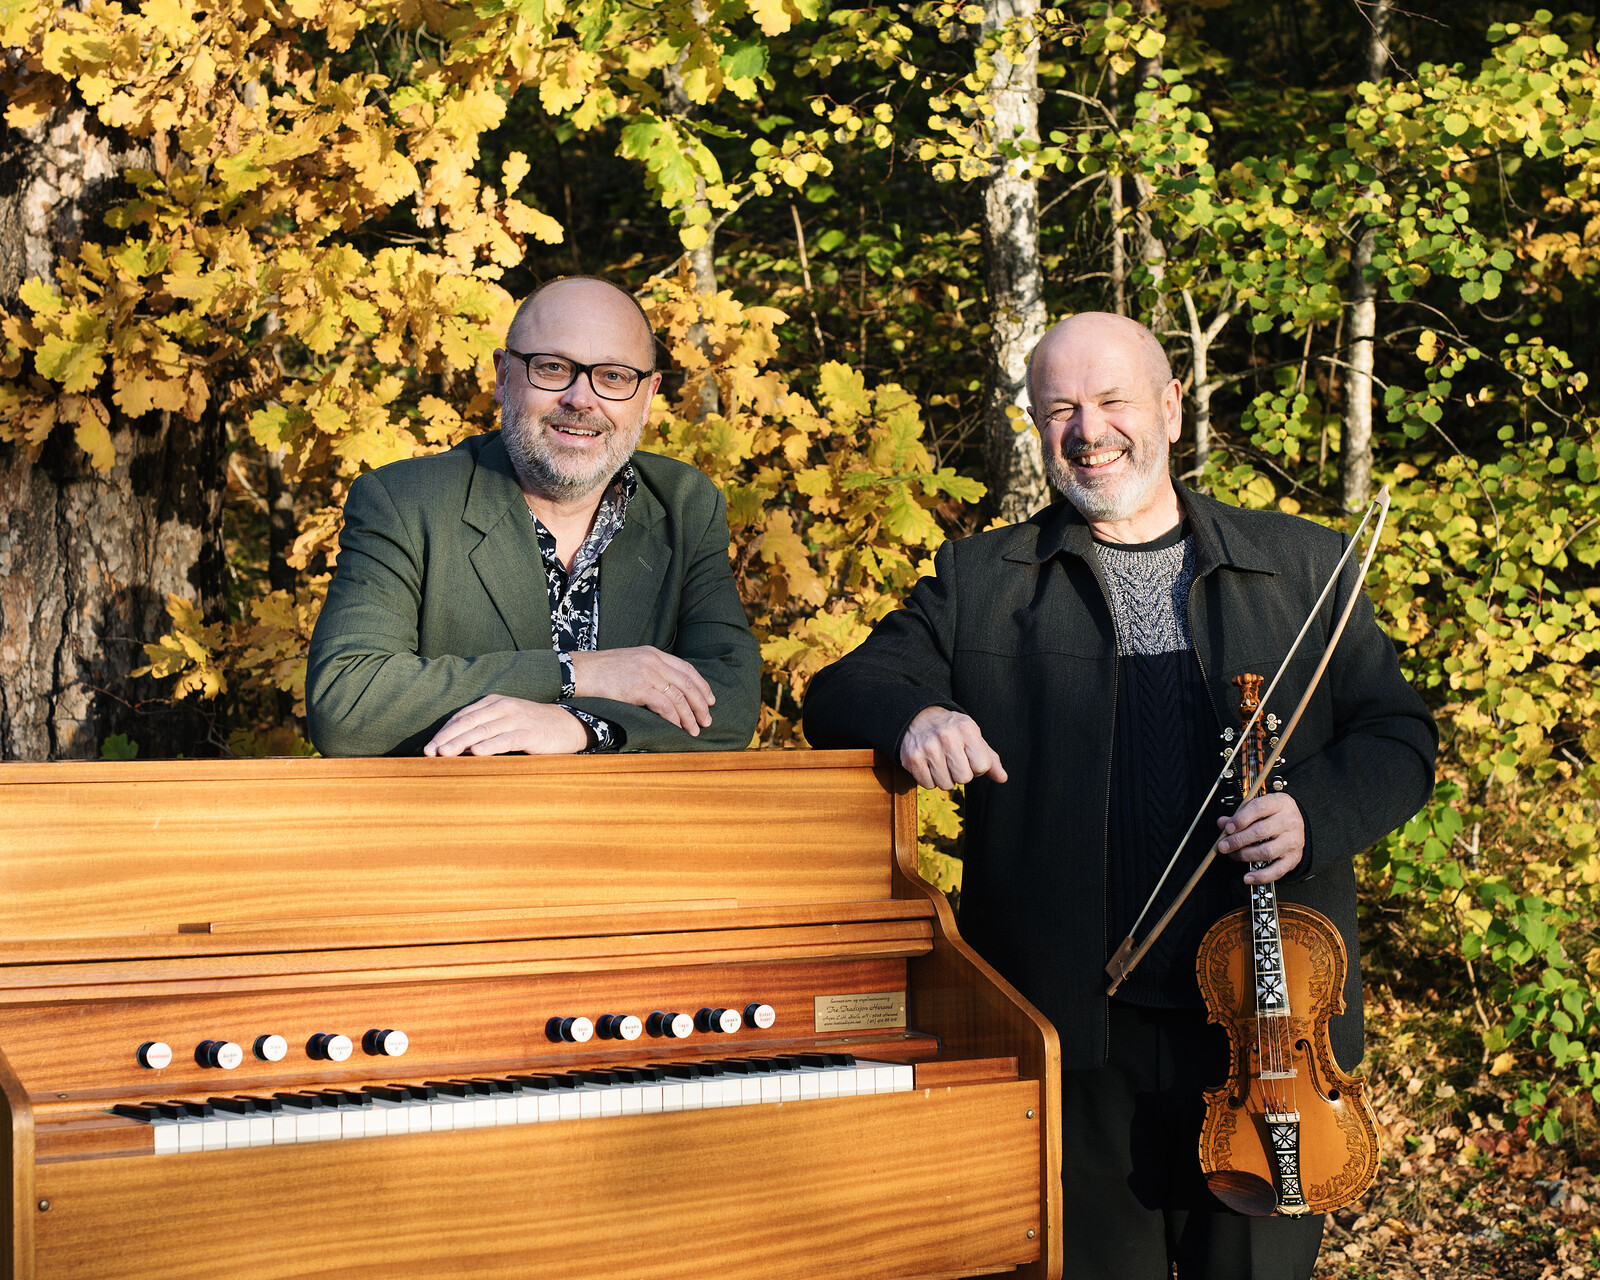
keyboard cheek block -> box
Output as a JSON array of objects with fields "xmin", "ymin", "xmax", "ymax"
[{"xmin": 1, "ymin": 753, "xmax": 1061, "ymax": 1280}]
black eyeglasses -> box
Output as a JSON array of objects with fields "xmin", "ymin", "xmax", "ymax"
[{"xmin": 504, "ymin": 349, "xmax": 652, "ymax": 401}]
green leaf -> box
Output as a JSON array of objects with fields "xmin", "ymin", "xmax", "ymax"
[
  {"xmin": 721, "ymin": 40, "xmax": 768, "ymax": 81},
  {"xmin": 100, "ymin": 734, "xmax": 139, "ymax": 761}
]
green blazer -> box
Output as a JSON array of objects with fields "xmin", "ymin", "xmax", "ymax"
[{"xmin": 307, "ymin": 432, "xmax": 761, "ymax": 756}]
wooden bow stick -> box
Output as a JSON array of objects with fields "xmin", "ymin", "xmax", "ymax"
[{"xmin": 1105, "ymin": 486, "xmax": 1392, "ymax": 996}]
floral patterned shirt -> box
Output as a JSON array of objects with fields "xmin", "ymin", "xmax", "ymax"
[{"xmin": 533, "ymin": 463, "xmax": 636, "ymax": 752}]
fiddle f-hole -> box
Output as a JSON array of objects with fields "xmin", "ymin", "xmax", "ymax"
[{"xmin": 1295, "ymin": 1037, "xmax": 1342, "ymax": 1102}]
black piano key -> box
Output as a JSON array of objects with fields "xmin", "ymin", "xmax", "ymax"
[
  {"xmin": 424, "ymin": 1081, "xmax": 472, "ymax": 1098},
  {"xmin": 406, "ymin": 1085, "xmax": 438, "ymax": 1102},
  {"xmin": 166, "ymin": 1100, "xmax": 213, "ymax": 1119},
  {"xmin": 315, "ymin": 1090, "xmax": 371, "ymax": 1108},
  {"xmin": 207, "ymin": 1097, "xmax": 255, "ymax": 1114},
  {"xmin": 243, "ymin": 1095, "xmax": 283, "ymax": 1113},
  {"xmin": 547, "ymin": 1074, "xmax": 583, "ymax": 1089},
  {"xmin": 656, "ymin": 1062, "xmax": 705, "ymax": 1079},
  {"xmin": 767, "ymin": 1055, "xmax": 804, "ymax": 1070},
  {"xmin": 364, "ymin": 1086, "xmax": 413, "ymax": 1104},
  {"xmin": 274, "ymin": 1092, "xmax": 327, "ymax": 1109},
  {"xmin": 706, "ymin": 1059, "xmax": 754, "ymax": 1075},
  {"xmin": 580, "ymin": 1070, "xmax": 622, "ymax": 1087},
  {"xmin": 476, "ymin": 1078, "xmax": 519, "ymax": 1095},
  {"xmin": 826, "ymin": 1053, "xmax": 857, "ymax": 1067},
  {"xmin": 459, "ymin": 1081, "xmax": 495, "ymax": 1097},
  {"xmin": 509, "ymin": 1075, "xmax": 557, "ymax": 1092},
  {"xmin": 795, "ymin": 1054, "xmax": 831, "ymax": 1069},
  {"xmin": 112, "ymin": 1103, "xmax": 162, "ymax": 1122}
]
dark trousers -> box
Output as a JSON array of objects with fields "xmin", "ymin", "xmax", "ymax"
[{"xmin": 1060, "ymin": 1003, "xmax": 1325, "ymax": 1280}]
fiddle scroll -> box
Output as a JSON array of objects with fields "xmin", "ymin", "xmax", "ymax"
[{"xmin": 1195, "ymin": 673, "xmax": 1380, "ymax": 1217}]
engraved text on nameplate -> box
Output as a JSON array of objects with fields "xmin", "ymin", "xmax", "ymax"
[{"xmin": 814, "ymin": 991, "xmax": 908, "ymax": 1033}]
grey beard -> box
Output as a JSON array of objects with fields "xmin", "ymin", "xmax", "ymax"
[
  {"xmin": 1044, "ymin": 436, "xmax": 1170, "ymax": 524},
  {"xmin": 501, "ymin": 398, "xmax": 643, "ymax": 501}
]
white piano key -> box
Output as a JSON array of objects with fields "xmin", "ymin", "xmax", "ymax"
[
  {"xmin": 407, "ymin": 1104, "xmax": 432, "ymax": 1133},
  {"xmin": 224, "ymin": 1118, "xmax": 251, "ymax": 1148},
  {"xmin": 494, "ymin": 1097, "xmax": 517, "ymax": 1125},
  {"xmin": 430, "ymin": 1102, "xmax": 455, "ymax": 1130},
  {"xmin": 893, "ymin": 1065, "xmax": 914, "ymax": 1092},
  {"xmin": 558, "ymin": 1092, "xmax": 581, "ymax": 1122},
  {"xmin": 449, "ymin": 1100, "xmax": 474, "ymax": 1128},
  {"xmin": 641, "ymin": 1085, "xmax": 663, "ymax": 1114},
  {"xmin": 272, "ymin": 1114, "xmax": 297, "ymax": 1144},
  {"xmin": 739, "ymin": 1078, "xmax": 761, "ymax": 1106},
  {"xmin": 472, "ymin": 1098, "xmax": 496, "ymax": 1126},
  {"xmin": 835, "ymin": 1069, "xmax": 857, "ymax": 1097},
  {"xmin": 537, "ymin": 1095, "xmax": 561, "ymax": 1123},
  {"xmin": 873, "ymin": 1066, "xmax": 897, "ymax": 1094},
  {"xmin": 317, "ymin": 1112, "xmax": 342, "ymax": 1141},
  {"xmin": 661, "ymin": 1083, "xmax": 684, "ymax": 1112},
  {"xmin": 515, "ymin": 1095, "xmax": 539, "ymax": 1123},
  {"xmin": 599, "ymin": 1088, "xmax": 623, "ymax": 1119},
  {"xmin": 178, "ymin": 1121, "xmax": 205, "ymax": 1153},
  {"xmin": 153, "ymin": 1123, "xmax": 180, "ymax": 1155},
  {"xmin": 200, "ymin": 1119, "xmax": 229, "ymax": 1150},
  {"xmin": 799, "ymin": 1072, "xmax": 820, "ymax": 1100},
  {"xmin": 779, "ymin": 1073, "xmax": 801, "ymax": 1102},
  {"xmin": 578, "ymin": 1090, "xmax": 602, "ymax": 1120},
  {"xmin": 619, "ymin": 1086, "xmax": 643, "ymax": 1115},
  {"xmin": 247, "ymin": 1115, "xmax": 275, "ymax": 1146},
  {"xmin": 341, "ymin": 1110, "xmax": 367, "ymax": 1139},
  {"xmin": 381, "ymin": 1104, "xmax": 410, "ymax": 1136},
  {"xmin": 818, "ymin": 1072, "xmax": 839, "ymax": 1098},
  {"xmin": 760, "ymin": 1076, "xmax": 781, "ymax": 1105},
  {"xmin": 363, "ymin": 1108, "xmax": 388, "ymax": 1137}
]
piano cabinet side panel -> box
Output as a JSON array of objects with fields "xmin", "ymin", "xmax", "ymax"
[
  {"xmin": 0, "ymin": 1045, "xmax": 33, "ymax": 1280},
  {"xmin": 884, "ymin": 772, "xmax": 1063, "ymax": 1280},
  {"xmin": 32, "ymin": 1083, "xmax": 1041, "ymax": 1280}
]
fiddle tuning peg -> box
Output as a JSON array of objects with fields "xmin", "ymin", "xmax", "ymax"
[
  {"xmin": 1269, "ymin": 736, "xmax": 1280, "ymax": 748},
  {"xmin": 1265, "ymin": 714, "xmax": 1280, "ymax": 730},
  {"xmin": 1221, "ymin": 727, "xmax": 1236, "ymax": 742},
  {"xmin": 1272, "ymin": 778, "xmax": 1286, "ymax": 791}
]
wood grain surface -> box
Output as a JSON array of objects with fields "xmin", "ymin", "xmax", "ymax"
[
  {"xmin": 0, "ymin": 753, "xmax": 891, "ymax": 945},
  {"xmin": 34, "ymin": 1083, "xmax": 1042, "ymax": 1280}
]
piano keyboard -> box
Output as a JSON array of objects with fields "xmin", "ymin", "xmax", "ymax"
[{"xmin": 112, "ymin": 1053, "xmax": 915, "ymax": 1156}]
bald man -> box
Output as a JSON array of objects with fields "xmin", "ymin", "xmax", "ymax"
[
  {"xmin": 804, "ymin": 313, "xmax": 1434, "ymax": 1279},
  {"xmin": 308, "ymin": 276, "xmax": 761, "ymax": 756}
]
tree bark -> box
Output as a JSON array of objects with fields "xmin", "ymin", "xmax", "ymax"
[
  {"xmin": 1341, "ymin": 0, "xmax": 1392, "ymax": 512},
  {"xmin": 1128, "ymin": 0, "xmax": 1171, "ymax": 338},
  {"xmin": 979, "ymin": 0, "xmax": 1049, "ymax": 525},
  {"xmin": 0, "ymin": 102, "xmax": 225, "ymax": 760}
]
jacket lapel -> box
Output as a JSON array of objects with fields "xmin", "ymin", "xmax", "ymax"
[
  {"xmin": 598, "ymin": 476, "xmax": 671, "ymax": 648},
  {"xmin": 463, "ymin": 434, "xmax": 553, "ymax": 652}
]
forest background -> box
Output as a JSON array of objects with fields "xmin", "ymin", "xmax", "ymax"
[{"xmin": 3, "ymin": 0, "xmax": 1600, "ymax": 1271}]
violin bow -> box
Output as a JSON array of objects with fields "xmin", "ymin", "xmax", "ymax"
[{"xmin": 1104, "ymin": 485, "xmax": 1393, "ymax": 996}]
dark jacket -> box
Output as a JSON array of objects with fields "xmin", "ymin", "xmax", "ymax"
[
  {"xmin": 308, "ymin": 432, "xmax": 761, "ymax": 756},
  {"xmin": 804, "ymin": 487, "xmax": 1436, "ymax": 1072}
]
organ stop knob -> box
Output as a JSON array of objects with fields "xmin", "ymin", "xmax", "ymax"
[
  {"xmin": 136, "ymin": 1041, "xmax": 172, "ymax": 1070},
  {"xmin": 744, "ymin": 1003, "xmax": 776, "ymax": 1030},
  {"xmin": 363, "ymin": 1029, "xmax": 409, "ymax": 1056},
  {"xmin": 307, "ymin": 1033, "xmax": 353, "ymax": 1062},
  {"xmin": 254, "ymin": 1035, "xmax": 288, "ymax": 1062},
  {"xmin": 696, "ymin": 1007, "xmax": 742, "ymax": 1035},
  {"xmin": 196, "ymin": 1040, "xmax": 244, "ymax": 1069},
  {"xmin": 596, "ymin": 1015, "xmax": 643, "ymax": 1041},
  {"xmin": 546, "ymin": 1016, "xmax": 594, "ymax": 1044},
  {"xmin": 648, "ymin": 1011, "xmax": 694, "ymax": 1039}
]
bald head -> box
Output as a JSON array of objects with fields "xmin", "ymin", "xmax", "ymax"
[
  {"xmin": 507, "ymin": 276, "xmax": 657, "ymax": 371},
  {"xmin": 1027, "ymin": 312, "xmax": 1172, "ymax": 407}
]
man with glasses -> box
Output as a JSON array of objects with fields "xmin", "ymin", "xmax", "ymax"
[{"xmin": 307, "ymin": 276, "xmax": 761, "ymax": 756}]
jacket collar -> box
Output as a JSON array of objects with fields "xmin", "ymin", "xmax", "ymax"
[
  {"xmin": 461, "ymin": 434, "xmax": 670, "ymax": 650},
  {"xmin": 1000, "ymin": 482, "xmax": 1278, "ymax": 577}
]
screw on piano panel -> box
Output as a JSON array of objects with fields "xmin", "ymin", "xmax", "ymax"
[
  {"xmin": 1027, "ymin": 1230, "xmax": 1035, "ymax": 1239},
  {"xmin": 1026, "ymin": 1110, "xmax": 1034, "ymax": 1119},
  {"xmin": 37, "ymin": 1200, "xmax": 49, "ymax": 1212}
]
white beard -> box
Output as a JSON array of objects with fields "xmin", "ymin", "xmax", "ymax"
[
  {"xmin": 501, "ymin": 397, "xmax": 644, "ymax": 500},
  {"xmin": 1044, "ymin": 429, "xmax": 1170, "ymax": 524}
]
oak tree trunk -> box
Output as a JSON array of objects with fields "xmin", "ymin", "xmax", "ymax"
[
  {"xmin": 980, "ymin": 0, "xmax": 1049, "ymax": 525},
  {"xmin": 0, "ymin": 102, "xmax": 225, "ymax": 760}
]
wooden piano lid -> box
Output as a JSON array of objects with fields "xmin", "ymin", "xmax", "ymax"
[{"xmin": 0, "ymin": 750, "xmax": 926, "ymax": 960}]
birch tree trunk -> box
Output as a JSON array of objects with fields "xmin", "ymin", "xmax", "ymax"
[
  {"xmin": 0, "ymin": 104, "xmax": 224, "ymax": 760},
  {"xmin": 980, "ymin": 0, "xmax": 1049, "ymax": 525},
  {"xmin": 663, "ymin": 5, "xmax": 721, "ymax": 419},
  {"xmin": 1341, "ymin": 0, "xmax": 1393, "ymax": 512}
]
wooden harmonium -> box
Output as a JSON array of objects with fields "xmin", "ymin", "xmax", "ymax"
[{"xmin": 0, "ymin": 751, "xmax": 1061, "ymax": 1280}]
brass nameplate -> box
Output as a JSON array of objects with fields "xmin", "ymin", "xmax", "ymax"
[{"xmin": 814, "ymin": 991, "xmax": 907, "ymax": 1033}]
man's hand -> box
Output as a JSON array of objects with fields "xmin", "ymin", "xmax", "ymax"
[
  {"xmin": 899, "ymin": 707, "xmax": 1008, "ymax": 790},
  {"xmin": 424, "ymin": 696, "xmax": 589, "ymax": 757},
  {"xmin": 1216, "ymin": 792, "xmax": 1306, "ymax": 884},
  {"xmin": 570, "ymin": 647, "xmax": 714, "ymax": 737}
]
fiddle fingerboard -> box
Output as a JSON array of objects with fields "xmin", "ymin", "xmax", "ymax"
[{"xmin": 1249, "ymin": 883, "xmax": 1290, "ymax": 1016}]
